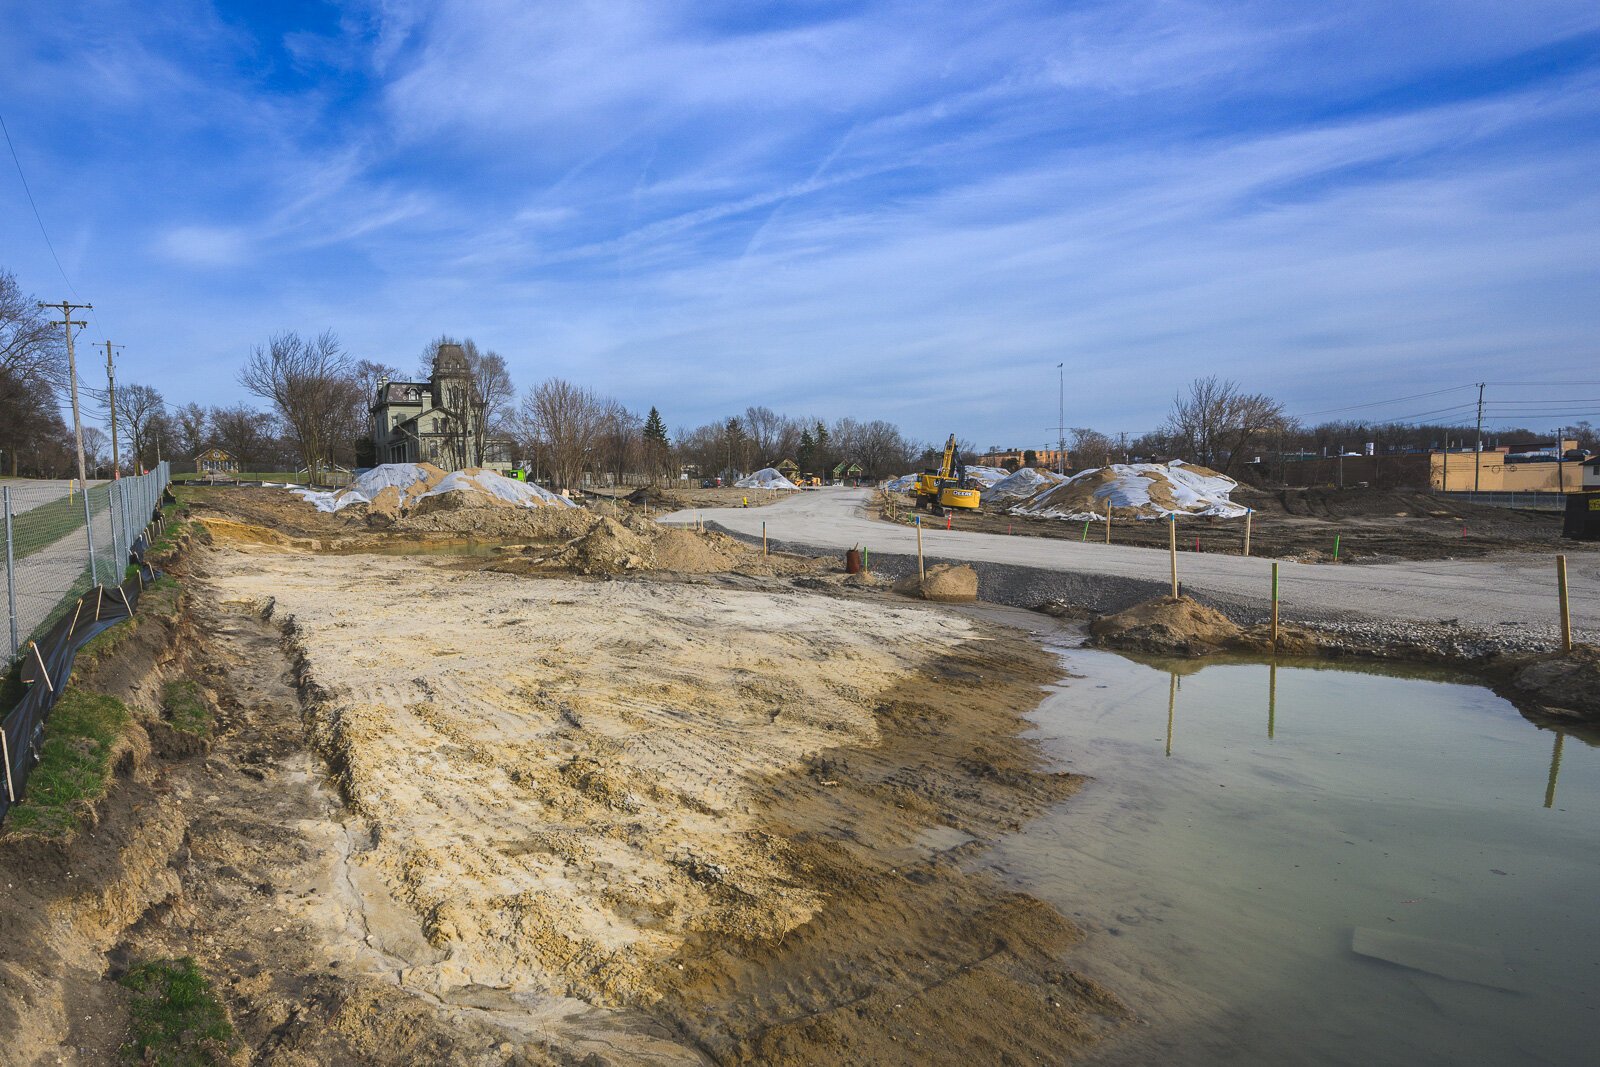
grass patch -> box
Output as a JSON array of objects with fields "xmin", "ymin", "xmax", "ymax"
[
  {"xmin": 3, "ymin": 688, "xmax": 131, "ymax": 838},
  {"xmin": 9, "ymin": 485, "xmax": 115, "ymax": 559},
  {"xmin": 76, "ymin": 616, "xmax": 136, "ymax": 667},
  {"xmin": 120, "ymin": 957, "xmax": 237, "ymax": 1065},
  {"xmin": 140, "ymin": 575, "xmax": 182, "ymax": 620},
  {"xmin": 162, "ymin": 679, "xmax": 211, "ymax": 738}
]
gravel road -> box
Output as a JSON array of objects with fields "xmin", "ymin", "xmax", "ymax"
[{"xmin": 660, "ymin": 488, "xmax": 1596, "ymax": 647}]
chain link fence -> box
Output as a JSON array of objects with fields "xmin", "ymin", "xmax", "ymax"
[{"xmin": 2, "ymin": 462, "xmax": 171, "ymax": 665}]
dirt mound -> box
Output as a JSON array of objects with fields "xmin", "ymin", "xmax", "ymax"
[
  {"xmin": 1008, "ymin": 461, "xmax": 1244, "ymax": 522},
  {"xmin": 1513, "ymin": 647, "xmax": 1600, "ymax": 719},
  {"xmin": 294, "ymin": 463, "xmax": 573, "ymax": 521},
  {"xmin": 1089, "ymin": 595, "xmax": 1242, "ymax": 656},
  {"xmin": 894, "ymin": 563, "xmax": 979, "ymax": 602}
]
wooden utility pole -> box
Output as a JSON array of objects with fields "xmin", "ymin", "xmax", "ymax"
[
  {"xmin": 1473, "ymin": 382, "xmax": 1486, "ymax": 493},
  {"xmin": 38, "ymin": 301, "xmax": 92, "ymax": 489},
  {"xmin": 104, "ymin": 341, "xmax": 122, "ymax": 478}
]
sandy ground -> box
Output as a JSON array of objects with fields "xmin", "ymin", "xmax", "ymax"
[{"xmin": 134, "ymin": 537, "xmax": 1124, "ymax": 1064}]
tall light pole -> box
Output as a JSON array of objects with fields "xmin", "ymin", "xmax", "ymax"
[
  {"xmin": 1057, "ymin": 362, "xmax": 1065, "ymax": 475},
  {"xmin": 39, "ymin": 300, "xmax": 92, "ymax": 489}
]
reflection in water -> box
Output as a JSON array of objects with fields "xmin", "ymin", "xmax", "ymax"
[
  {"xmin": 1545, "ymin": 731, "xmax": 1565, "ymax": 809},
  {"xmin": 1268, "ymin": 659, "xmax": 1276, "ymax": 740},
  {"xmin": 996, "ymin": 648, "xmax": 1600, "ymax": 1067},
  {"xmin": 1164, "ymin": 672, "xmax": 1175, "ymax": 757}
]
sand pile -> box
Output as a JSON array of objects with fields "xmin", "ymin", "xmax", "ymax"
[
  {"xmin": 293, "ymin": 463, "xmax": 575, "ymax": 520},
  {"xmin": 487, "ymin": 513, "xmax": 825, "ymax": 578},
  {"xmin": 893, "ymin": 563, "xmax": 979, "ymax": 603},
  {"xmin": 1008, "ymin": 461, "xmax": 1246, "ymax": 521},
  {"xmin": 1089, "ymin": 595, "xmax": 1242, "ymax": 656}
]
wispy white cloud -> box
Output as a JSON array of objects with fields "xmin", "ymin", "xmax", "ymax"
[{"xmin": 0, "ymin": 0, "xmax": 1597, "ymax": 445}]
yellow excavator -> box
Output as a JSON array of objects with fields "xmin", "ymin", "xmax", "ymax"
[{"xmin": 914, "ymin": 435, "xmax": 981, "ymax": 514}]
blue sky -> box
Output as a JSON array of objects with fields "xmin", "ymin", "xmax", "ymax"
[{"xmin": 2, "ymin": 0, "xmax": 1598, "ymax": 449}]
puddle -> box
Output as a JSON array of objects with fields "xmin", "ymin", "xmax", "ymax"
[{"xmin": 986, "ymin": 646, "xmax": 1599, "ymax": 1066}]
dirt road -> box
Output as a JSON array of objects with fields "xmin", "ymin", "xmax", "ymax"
[{"xmin": 659, "ymin": 489, "xmax": 1597, "ymax": 641}]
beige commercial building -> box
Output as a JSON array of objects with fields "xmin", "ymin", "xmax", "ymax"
[{"xmin": 1430, "ymin": 440, "xmax": 1583, "ymax": 493}]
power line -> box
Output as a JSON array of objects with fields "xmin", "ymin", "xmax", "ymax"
[
  {"xmin": 1289, "ymin": 384, "xmax": 1475, "ymax": 420},
  {"xmin": 0, "ymin": 111, "xmax": 77, "ymax": 298}
]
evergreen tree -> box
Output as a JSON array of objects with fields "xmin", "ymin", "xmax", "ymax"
[
  {"xmin": 797, "ymin": 427, "xmax": 816, "ymax": 474},
  {"xmin": 643, "ymin": 406, "xmax": 669, "ymax": 484},
  {"xmin": 644, "ymin": 406, "xmax": 667, "ymax": 444}
]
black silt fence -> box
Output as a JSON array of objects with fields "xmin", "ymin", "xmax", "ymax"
[{"xmin": 0, "ymin": 501, "xmax": 169, "ymax": 826}]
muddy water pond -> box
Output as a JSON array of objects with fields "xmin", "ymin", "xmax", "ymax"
[{"xmin": 988, "ymin": 647, "xmax": 1598, "ymax": 1066}]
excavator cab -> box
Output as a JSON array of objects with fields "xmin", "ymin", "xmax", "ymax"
[{"xmin": 913, "ymin": 435, "xmax": 981, "ymax": 515}]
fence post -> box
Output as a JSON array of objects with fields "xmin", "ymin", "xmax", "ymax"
[
  {"xmin": 1557, "ymin": 554, "xmax": 1572, "ymax": 654},
  {"xmin": 82, "ymin": 482, "xmax": 98, "ymax": 585},
  {"xmin": 4, "ymin": 487, "xmax": 16, "ymax": 659},
  {"xmin": 110, "ymin": 480, "xmax": 120, "ymax": 576}
]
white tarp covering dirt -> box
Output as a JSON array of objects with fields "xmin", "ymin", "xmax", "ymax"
[
  {"xmin": 981, "ymin": 467, "xmax": 1066, "ymax": 506},
  {"xmin": 1006, "ymin": 461, "xmax": 1246, "ymax": 521},
  {"xmin": 884, "ymin": 465, "xmax": 1008, "ymax": 493},
  {"xmin": 735, "ymin": 467, "xmax": 799, "ymax": 490},
  {"xmin": 962, "ymin": 466, "xmax": 1009, "ymax": 488},
  {"xmin": 420, "ymin": 469, "xmax": 572, "ymax": 508},
  {"xmin": 292, "ymin": 462, "xmax": 574, "ymax": 516}
]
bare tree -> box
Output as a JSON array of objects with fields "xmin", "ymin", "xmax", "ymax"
[
  {"xmin": 847, "ymin": 419, "xmax": 918, "ymax": 479},
  {"xmin": 519, "ymin": 378, "xmax": 606, "ymax": 490},
  {"xmin": 353, "ymin": 358, "xmax": 400, "ymax": 399},
  {"xmin": 173, "ymin": 401, "xmax": 209, "ymax": 461},
  {"xmin": 0, "ymin": 269, "xmax": 62, "ymax": 387},
  {"xmin": 1165, "ymin": 376, "xmax": 1289, "ymax": 474},
  {"xmin": 114, "ymin": 384, "xmax": 167, "ymax": 468},
  {"xmin": 742, "ymin": 405, "xmax": 786, "ymax": 462},
  {"xmin": 80, "ymin": 425, "xmax": 109, "ymax": 475},
  {"xmin": 0, "ymin": 269, "xmax": 68, "ymax": 475},
  {"xmin": 209, "ymin": 404, "xmax": 278, "ymax": 469},
  {"xmin": 1070, "ymin": 428, "xmax": 1114, "ymax": 469},
  {"xmin": 238, "ymin": 330, "xmax": 361, "ymax": 484}
]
